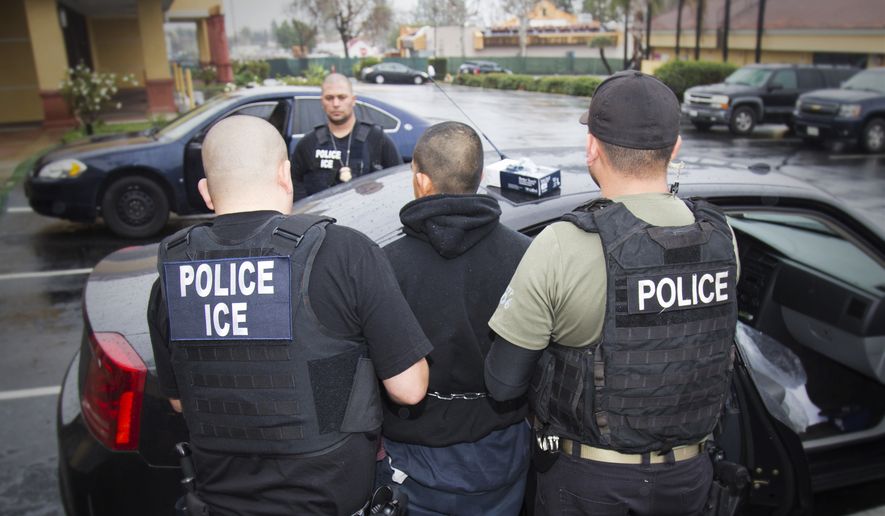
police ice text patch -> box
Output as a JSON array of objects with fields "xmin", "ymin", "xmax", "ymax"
[
  {"xmin": 164, "ymin": 257, "xmax": 292, "ymax": 340},
  {"xmin": 627, "ymin": 268, "xmax": 735, "ymax": 314}
]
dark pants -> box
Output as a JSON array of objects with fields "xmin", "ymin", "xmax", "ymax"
[
  {"xmin": 535, "ymin": 452, "xmax": 712, "ymax": 516},
  {"xmin": 376, "ymin": 457, "xmax": 527, "ymax": 516}
]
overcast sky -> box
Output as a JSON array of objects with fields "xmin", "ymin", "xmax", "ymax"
[{"xmin": 221, "ymin": 0, "xmax": 499, "ymax": 35}]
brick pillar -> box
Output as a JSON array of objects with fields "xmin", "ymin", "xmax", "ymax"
[
  {"xmin": 206, "ymin": 14, "xmax": 232, "ymax": 82},
  {"xmin": 136, "ymin": 0, "xmax": 175, "ymax": 114}
]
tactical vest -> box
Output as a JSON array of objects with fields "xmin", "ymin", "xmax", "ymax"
[
  {"xmin": 158, "ymin": 215, "xmax": 382, "ymax": 455},
  {"xmin": 304, "ymin": 121, "xmax": 384, "ymax": 196},
  {"xmin": 531, "ymin": 199, "xmax": 738, "ymax": 454}
]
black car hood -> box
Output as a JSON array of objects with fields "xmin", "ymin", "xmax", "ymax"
[
  {"xmin": 800, "ymin": 88, "xmax": 882, "ymax": 103},
  {"xmin": 39, "ymin": 133, "xmax": 158, "ymax": 163},
  {"xmin": 688, "ymin": 83, "xmax": 758, "ymax": 96}
]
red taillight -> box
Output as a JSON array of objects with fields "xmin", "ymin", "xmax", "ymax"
[{"xmin": 81, "ymin": 332, "xmax": 147, "ymax": 451}]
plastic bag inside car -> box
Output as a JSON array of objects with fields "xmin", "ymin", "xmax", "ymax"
[{"xmin": 735, "ymin": 322, "xmax": 827, "ymax": 434}]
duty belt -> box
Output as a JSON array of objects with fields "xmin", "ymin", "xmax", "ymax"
[{"xmin": 560, "ymin": 438, "xmax": 703, "ymax": 465}]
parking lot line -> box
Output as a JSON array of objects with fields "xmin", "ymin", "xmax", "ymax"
[
  {"xmin": 0, "ymin": 268, "xmax": 92, "ymax": 281},
  {"xmin": 0, "ymin": 385, "xmax": 61, "ymax": 401},
  {"xmin": 5, "ymin": 206, "xmax": 32, "ymax": 213}
]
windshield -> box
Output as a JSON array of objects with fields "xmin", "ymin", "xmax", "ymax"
[
  {"xmin": 725, "ymin": 68, "xmax": 772, "ymax": 87},
  {"xmin": 156, "ymin": 94, "xmax": 240, "ymax": 140},
  {"xmin": 842, "ymin": 70, "xmax": 885, "ymax": 94}
]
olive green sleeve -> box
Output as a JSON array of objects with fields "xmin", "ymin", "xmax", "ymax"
[{"xmin": 488, "ymin": 226, "xmax": 561, "ymax": 351}]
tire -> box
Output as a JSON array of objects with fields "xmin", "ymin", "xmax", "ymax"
[
  {"xmin": 413, "ymin": 75, "xmax": 424, "ymax": 85},
  {"xmin": 692, "ymin": 121, "xmax": 713, "ymax": 131},
  {"xmin": 729, "ymin": 106, "xmax": 757, "ymax": 136},
  {"xmin": 101, "ymin": 175, "xmax": 169, "ymax": 238},
  {"xmin": 861, "ymin": 118, "xmax": 885, "ymax": 153},
  {"xmin": 374, "ymin": 74, "xmax": 385, "ymax": 84}
]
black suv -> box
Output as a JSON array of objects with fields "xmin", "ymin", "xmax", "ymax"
[
  {"xmin": 793, "ymin": 67, "xmax": 885, "ymax": 153},
  {"xmin": 682, "ymin": 64, "xmax": 859, "ymax": 135}
]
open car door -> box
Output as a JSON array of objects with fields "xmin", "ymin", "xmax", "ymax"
[{"xmin": 713, "ymin": 331, "xmax": 813, "ymax": 515}]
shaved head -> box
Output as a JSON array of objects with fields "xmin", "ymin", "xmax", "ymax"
[
  {"xmin": 322, "ymin": 73, "xmax": 353, "ymax": 94},
  {"xmin": 200, "ymin": 115, "xmax": 291, "ymax": 213},
  {"xmin": 413, "ymin": 122, "xmax": 484, "ymax": 194}
]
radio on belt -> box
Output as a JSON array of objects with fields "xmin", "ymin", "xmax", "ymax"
[{"xmin": 487, "ymin": 158, "xmax": 561, "ymax": 198}]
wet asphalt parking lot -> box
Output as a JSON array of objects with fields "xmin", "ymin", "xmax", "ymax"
[{"xmin": 1, "ymin": 82, "xmax": 884, "ymax": 515}]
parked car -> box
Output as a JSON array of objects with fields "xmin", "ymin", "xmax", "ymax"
[
  {"xmin": 57, "ymin": 147, "xmax": 885, "ymax": 515},
  {"xmin": 359, "ymin": 62, "xmax": 430, "ymax": 84},
  {"xmin": 24, "ymin": 86, "xmax": 430, "ymax": 238},
  {"xmin": 682, "ymin": 64, "xmax": 860, "ymax": 135},
  {"xmin": 793, "ymin": 67, "xmax": 885, "ymax": 153},
  {"xmin": 458, "ymin": 60, "xmax": 513, "ymax": 75}
]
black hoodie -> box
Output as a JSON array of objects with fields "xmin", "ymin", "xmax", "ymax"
[{"xmin": 383, "ymin": 194, "xmax": 530, "ymax": 446}]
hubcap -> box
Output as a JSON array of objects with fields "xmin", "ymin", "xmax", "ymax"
[
  {"xmin": 867, "ymin": 124, "xmax": 884, "ymax": 151},
  {"xmin": 117, "ymin": 187, "xmax": 154, "ymax": 226},
  {"xmin": 735, "ymin": 111, "xmax": 753, "ymax": 133}
]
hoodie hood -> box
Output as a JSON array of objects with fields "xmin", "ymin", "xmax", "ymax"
[{"xmin": 399, "ymin": 194, "xmax": 502, "ymax": 259}]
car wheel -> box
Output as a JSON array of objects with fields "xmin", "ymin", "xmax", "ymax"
[
  {"xmin": 861, "ymin": 118, "xmax": 885, "ymax": 153},
  {"xmin": 413, "ymin": 76, "xmax": 424, "ymax": 85},
  {"xmin": 692, "ymin": 121, "xmax": 713, "ymax": 131},
  {"xmin": 375, "ymin": 75, "xmax": 385, "ymax": 84},
  {"xmin": 729, "ymin": 106, "xmax": 757, "ymax": 136},
  {"xmin": 101, "ymin": 175, "xmax": 169, "ymax": 238}
]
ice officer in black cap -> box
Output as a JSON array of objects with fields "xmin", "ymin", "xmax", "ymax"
[{"xmin": 484, "ymin": 71, "xmax": 740, "ymax": 515}]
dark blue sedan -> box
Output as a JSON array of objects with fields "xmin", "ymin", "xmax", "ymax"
[{"xmin": 24, "ymin": 86, "xmax": 429, "ymax": 238}]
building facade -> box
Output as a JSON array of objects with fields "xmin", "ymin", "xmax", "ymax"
[
  {"xmin": 0, "ymin": 0, "xmax": 230, "ymax": 126},
  {"xmin": 647, "ymin": 0, "xmax": 885, "ymax": 68}
]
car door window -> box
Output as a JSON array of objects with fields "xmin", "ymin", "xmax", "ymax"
[
  {"xmin": 229, "ymin": 100, "xmax": 288, "ymax": 136},
  {"xmin": 354, "ymin": 103, "xmax": 399, "ymax": 131},
  {"xmin": 770, "ymin": 70, "xmax": 798, "ymax": 90},
  {"xmin": 797, "ymin": 69, "xmax": 823, "ymax": 90},
  {"xmin": 292, "ymin": 98, "xmax": 326, "ymax": 135}
]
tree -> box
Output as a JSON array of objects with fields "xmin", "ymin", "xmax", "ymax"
[
  {"xmin": 501, "ymin": 0, "xmax": 535, "ymax": 58},
  {"xmin": 362, "ymin": 1, "xmax": 394, "ymax": 46},
  {"xmin": 273, "ymin": 19, "xmax": 318, "ymax": 56},
  {"xmin": 553, "ymin": 0, "xmax": 576, "ymax": 13},
  {"xmin": 292, "ymin": 0, "xmax": 393, "ymax": 58},
  {"xmin": 693, "ymin": 0, "xmax": 704, "ymax": 60},
  {"xmin": 415, "ymin": 0, "xmax": 475, "ymax": 56},
  {"xmin": 589, "ymin": 35, "xmax": 617, "ymax": 74},
  {"xmin": 675, "ymin": 0, "xmax": 684, "ymax": 58}
]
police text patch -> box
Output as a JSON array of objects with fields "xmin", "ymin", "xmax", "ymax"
[
  {"xmin": 627, "ymin": 268, "xmax": 735, "ymax": 314},
  {"xmin": 164, "ymin": 257, "xmax": 292, "ymax": 340}
]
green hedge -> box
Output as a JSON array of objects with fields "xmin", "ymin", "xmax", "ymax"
[
  {"xmin": 654, "ymin": 60, "xmax": 738, "ymax": 101},
  {"xmin": 454, "ymin": 73, "xmax": 602, "ymax": 97}
]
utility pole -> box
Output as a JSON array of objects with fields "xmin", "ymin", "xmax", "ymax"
[
  {"xmin": 694, "ymin": 0, "xmax": 703, "ymax": 60},
  {"xmin": 755, "ymin": 0, "xmax": 766, "ymax": 63},
  {"xmin": 722, "ymin": 0, "xmax": 731, "ymax": 61},
  {"xmin": 645, "ymin": 0, "xmax": 652, "ymax": 60}
]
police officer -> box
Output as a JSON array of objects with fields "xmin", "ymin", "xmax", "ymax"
[
  {"xmin": 292, "ymin": 73, "xmax": 401, "ymax": 200},
  {"xmin": 378, "ymin": 122, "xmax": 532, "ymax": 515},
  {"xmin": 484, "ymin": 71, "xmax": 740, "ymax": 516},
  {"xmin": 147, "ymin": 115, "xmax": 431, "ymax": 516}
]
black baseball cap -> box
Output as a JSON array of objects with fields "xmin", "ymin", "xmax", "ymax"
[{"xmin": 579, "ymin": 70, "xmax": 680, "ymax": 150}]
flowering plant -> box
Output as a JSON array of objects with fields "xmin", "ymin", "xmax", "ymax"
[{"xmin": 59, "ymin": 63, "xmax": 137, "ymax": 134}]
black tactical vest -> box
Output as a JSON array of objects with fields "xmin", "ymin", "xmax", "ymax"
[
  {"xmin": 531, "ymin": 199, "xmax": 738, "ymax": 454},
  {"xmin": 158, "ymin": 215, "xmax": 383, "ymax": 455},
  {"xmin": 303, "ymin": 121, "xmax": 384, "ymax": 196}
]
